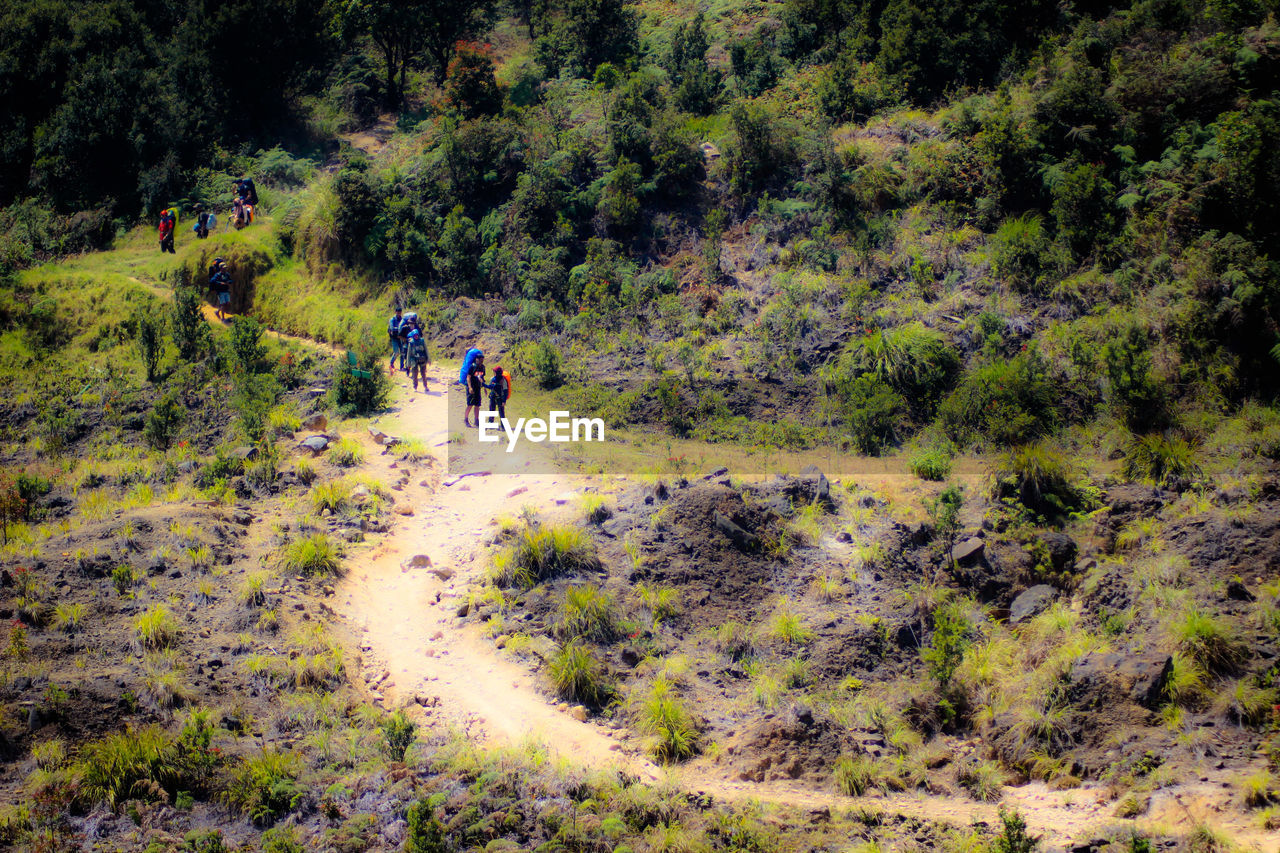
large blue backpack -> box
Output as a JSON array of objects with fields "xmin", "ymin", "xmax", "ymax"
[{"xmin": 459, "ymin": 348, "xmax": 483, "ymax": 384}]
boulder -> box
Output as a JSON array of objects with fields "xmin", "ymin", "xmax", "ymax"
[
  {"xmin": 302, "ymin": 413, "xmax": 327, "ymax": 431},
  {"xmin": 714, "ymin": 511, "xmax": 759, "ymax": 550},
  {"xmin": 799, "ymin": 464, "xmax": 832, "ymax": 506},
  {"xmin": 297, "ymin": 435, "xmax": 330, "ymax": 454},
  {"xmin": 231, "ymin": 445, "xmax": 258, "ymax": 461},
  {"xmin": 952, "ymin": 537, "xmax": 985, "ymax": 564},
  {"xmin": 1009, "ymin": 584, "xmax": 1057, "ymax": 624},
  {"xmin": 1071, "ymin": 650, "xmax": 1173, "ymax": 709},
  {"xmin": 1039, "ymin": 532, "xmax": 1078, "ymax": 573},
  {"xmin": 403, "ymin": 554, "xmax": 431, "ymax": 569},
  {"xmin": 1226, "ymin": 579, "xmax": 1255, "ymax": 602},
  {"xmin": 306, "ymin": 387, "xmax": 326, "ymax": 399}
]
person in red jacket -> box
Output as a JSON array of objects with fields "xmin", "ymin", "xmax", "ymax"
[{"xmin": 158, "ymin": 209, "xmax": 176, "ymax": 254}]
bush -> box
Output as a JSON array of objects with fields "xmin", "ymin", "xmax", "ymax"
[
  {"xmin": 170, "ymin": 287, "xmax": 211, "ymax": 362},
  {"xmin": 311, "ymin": 481, "xmax": 350, "ymax": 514},
  {"xmin": 229, "ymin": 316, "xmax": 267, "ymax": 374},
  {"xmin": 989, "ymin": 444, "xmax": 1089, "ymax": 523},
  {"xmin": 224, "ymin": 751, "xmax": 304, "ymax": 826},
  {"xmin": 909, "ymin": 443, "xmax": 954, "ymax": 481},
  {"xmin": 279, "ymin": 534, "xmax": 343, "ymax": 577},
  {"xmin": 556, "ymin": 584, "xmax": 620, "ymax": 642},
  {"xmin": 135, "ymin": 307, "xmax": 164, "ymax": 382},
  {"xmin": 922, "ymin": 598, "xmax": 976, "ymax": 688},
  {"xmin": 550, "ymin": 640, "xmax": 615, "ymax": 706},
  {"xmin": 990, "ymin": 214, "xmax": 1052, "ymax": 292},
  {"xmin": 939, "ymin": 352, "xmax": 1058, "ymax": 446},
  {"xmin": 994, "ymin": 808, "xmax": 1040, "ymax": 853},
  {"xmin": 531, "ymin": 339, "xmax": 564, "ymax": 389},
  {"xmin": 405, "ymin": 802, "xmax": 448, "ymax": 853},
  {"xmin": 144, "ymin": 392, "xmax": 185, "ymax": 451},
  {"xmin": 958, "ymin": 759, "xmax": 1006, "ymax": 802},
  {"xmin": 1121, "ymin": 433, "xmax": 1203, "ymax": 490},
  {"xmin": 823, "ymin": 373, "xmax": 905, "ymax": 454},
  {"xmin": 330, "ymin": 347, "xmax": 390, "ymax": 416},
  {"xmin": 491, "ymin": 524, "xmax": 601, "ymax": 587},
  {"xmin": 380, "ymin": 710, "xmax": 416, "ymax": 762},
  {"xmin": 835, "ymin": 323, "xmax": 960, "ymax": 411}
]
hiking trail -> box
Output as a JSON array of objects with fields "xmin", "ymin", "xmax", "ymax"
[{"xmin": 329, "ymin": 367, "xmax": 1273, "ymax": 850}]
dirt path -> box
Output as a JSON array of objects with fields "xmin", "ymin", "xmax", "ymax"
[{"xmin": 329, "ymin": 369, "xmax": 1274, "ymax": 850}]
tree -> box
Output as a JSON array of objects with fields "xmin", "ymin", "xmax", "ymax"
[
  {"xmin": 170, "ymin": 287, "xmax": 211, "ymax": 362},
  {"xmin": 229, "ymin": 317, "xmax": 267, "ymax": 375},
  {"xmin": 537, "ymin": 0, "xmax": 638, "ymax": 78},
  {"xmin": 134, "ymin": 306, "xmax": 163, "ymax": 382},
  {"xmin": 444, "ymin": 43, "xmax": 502, "ymax": 119},
  {"xmin": 339, "ymin": 0, "xmax": 495, "ymax": 106}
]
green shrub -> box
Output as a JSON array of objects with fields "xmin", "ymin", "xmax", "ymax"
[
  {"xmin": 910, "ymin": 443, "xmax": 954, "ymax": 481},
  {"xmin": 989, "ymin": 444, "xmax": 1089, "ymax": 523},
  {"xmin": 279, "ymin": 534, "xmax": 342, "ymax": 577},
  {"xmin": 380, "ymin": 710, "xmax": 416, "ymax": 763},
  {"xmin": 1121, "ymin": 433, "xmax": 1203, "ymax": 490},
  {"xmin": 958, "ymin": 759, "xmax": 1006, "ymax": 802},
  {"xmin": 994, "ymin": 808, "xmax": 1040, "ymax": 853},
  {"xmin": 834, "ymin": 323, "xmax": 960, "ymax": 410},
  {"xmin": 822, "ymin": 373, "xmax": 905, "ymax": 454},
  {"xmin": 224, "ymin": 750, "xmax": 304, "ymax": 826},
  {"xmin": 1104, "ymin": 325, "xmax": 1168, "ymax": 432},
  {"xmin": 768, "ymin": 603, "xmax": 814, "ymax": 645},
  {"xmin": 229, "ymin": 316, "xmax": 267, "ymax": 374},
  {"xmin": 405, "ymin": 802, "xmax": 448, "ymax": 853},
  {"xmin": 491, "ymin": 524, "xmax": 601, "ymax": 588},
  {"xmin": 144, "ymin": 392, "xmax": 185, "ymax": 451},
  {"xmin": 111, "ymin": 565, "xmax": 135, "ymax": 597},
  {"xmin": 556, "ymin": 583, "xmax": 620, "ymax": 642},
  {"xmin": 330, "ymin": 347, "xmax": 390, "ymax": 416},
  {"xmin": 170, "ymin": 287, "xmax": 211, "ymax": 362},
  {"xmin": 923, "ymin": 597, "xmax": 977, "ymax": 688},
  {"xmin": 550, "ymin": 640, "xmax": 615, "ymax": 706},
  {"xmin": 939, "ymin": 352, "xmax": 1058, "ymax": 446},
  {"xmin": 134, "ymin": 306, "xmax": 164, "ymax": 382},
  {"xmin": 990, "ymin": 214, "xmax": 1052, "ymax": 292}
]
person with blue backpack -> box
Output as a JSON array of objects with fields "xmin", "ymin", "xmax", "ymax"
[
  {"xmin": 462, "ymin": 348, "xmax": 484, "ymax": 427},
  {"xmin": 388, "ymin": 308, "xmax": 405, "ymax": 373},
  {"xmin": 406, "ymin": 325, "xmax": 430, "ymax": 393}
]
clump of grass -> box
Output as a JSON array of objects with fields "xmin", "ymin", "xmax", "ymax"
[
  {"xmin": 279, "ymin": 534, "xmax": 342, "ymax": 577},
  {"xmin": 1121, "ymin": 433, "xmax": 1203, "ymax": 490},
  {"xmin": 141, "ymin": 656, "xmax": 191, "ymax": 711},
  {"xmin": 812, "ymin": 573, "xmax": 842, "ymax": 601},
  {"xmin": 637, "ymin": 583, "xmax": 680, "ymax": 623},
  {"xmin": 394, "ymin": 437, "xmax": 430, "ymax": 463},
  {"xmin": 636, "ymin": 677, "xmax": 700, "ymax": 763},
  {"xmin": 311, "ymin": 481, "xmax": 350, "ymax": 514},
  {"xmin": 834, "ymin": 754, "xmax": 885, "ymax": 796},
  {"xmin": 294, "ymin": 458, "xmax": 318, "ymax": 486},
  {"xmin": 134, "ymin": 606, "xmax": 180, "ymax": 651},
  {"xmin": 330, "ymin": 437, "xmax": 364, "ymax": 467},
  {"xmin": 556, "ymin": 584, "xmax": 620, "ymax": 642},
  {"xmin": 549, "ymin": 640, "xmax": 614, "ymax": 706},
  {"xmin": 52, "ymin": 603, "xmax": 85, "ymax": 634},
  {"xmin": 77, "ymin": 726, "xmax": 183, "ymax": 810},
  {"xmin": 490, "ymin": 524, "xmax": 600, "ymax": 588},
  {"xmin": 958, "ymin": 759, "xmax": 1005, "ymax": 802},
  {"xmin": 989, "ymin": 443, "xmax": 1088, "ymax": 522},
  {"xmin": 1174, "ymin": 609, "xmax": 1246, "ymax": 675},
  {"xmin": 31, "ymin": 738, "xmax": 67, "ymax": 771},
  {"xmin": 767, "ymin": 602, "xmax": 813, "ymax": 645},
  {"xmin": 1239, "ymin": 771, "xmax": 1276, "ymax": 808},
  {"xmin": 713, "ymin": 621, "xmax": 754, "ymax": 661},
  {"xmin": 579, "ymin": 493, "xmax": 612, "ymax": 524},
  {"xmin": 185, "ymin": 544, "xmax": 213, "ymax": 572},
  {"xmin": 240, "ymin": 571, "xmax": 270, "ymax": 608},
  {"xmin": 748, "ymin": 663, "xmax": 782, "ymax": 709},
  {"xmin": 224, "ymin": 750, "xmax": 304, "ymax": 826}
]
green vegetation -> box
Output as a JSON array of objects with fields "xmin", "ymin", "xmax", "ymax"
[
  {"xmin": 549, "ymin": 640, "xmax": 614, "ymax": 706},
  {"xmin": 490, "ymin": 523, "xmax": 601, "ymax": 588},
  {"xmin": 279, "ymin": 534, "xmax": 343, "ymax": 577}
]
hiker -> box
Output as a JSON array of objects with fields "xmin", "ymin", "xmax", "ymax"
[
  {"xmin": 464, "ymin": 353, "xmax": 486, "ymax": 427},
  {"xmin": 209, "ymin": 258, "xmax": 232, "ymax": 321},
  {"xmin": 486, "ymin": 365, "xmax": 510, "ymax": 423},
  {"xmin": 194, "ymin": 204, "xmax": 211, "ymax": 239},
  {"xmin": 399, "ymin": 311, "xmax": 419, "ymax": 371},
  {"xmin": 406, "ymin": 326, "xmax": 430, "ymax": 393},
  {"xmin": 158, "ymin": 208, "xmax": 176, "ymax": 253},
  {"xmin": 234, "ymin": 176, "xmax": 258, "ymax": 206},
  {"xmin": 387, "ymin": 308, "xmax": 404, "ymax": 373}
]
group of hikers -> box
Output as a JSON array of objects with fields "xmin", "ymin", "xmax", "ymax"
[
  {"xmin": 386, "ymin": 309, "xmax": 511, "ymax": 422},
  {"xmin": 387, "ymin": 307, "xmax": 432, "ymax": 393},
  {"xmin": 157, "ymin": 176, "xmax": 258, "ymax": 253}
]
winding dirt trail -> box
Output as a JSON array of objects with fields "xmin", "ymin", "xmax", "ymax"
[
  {"xmin": 120, "ymin": 256, "xmax": 1272, "ymax": 848},
  {"xmin": 329, "ymin": 367, "xmax": 1274, "ymax": 851}
]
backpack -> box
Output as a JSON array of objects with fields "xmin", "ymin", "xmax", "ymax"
[
  {"xmin": 409, "ymin": 335, "xmax": 428, "ymax": 365},
  {"xmin": 498, "ymin": 369, "xmax": 512, "ymax": 399},
  {"xmin": 459, "ymin": 347, "xmax": 483, "ymax": 384}
]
